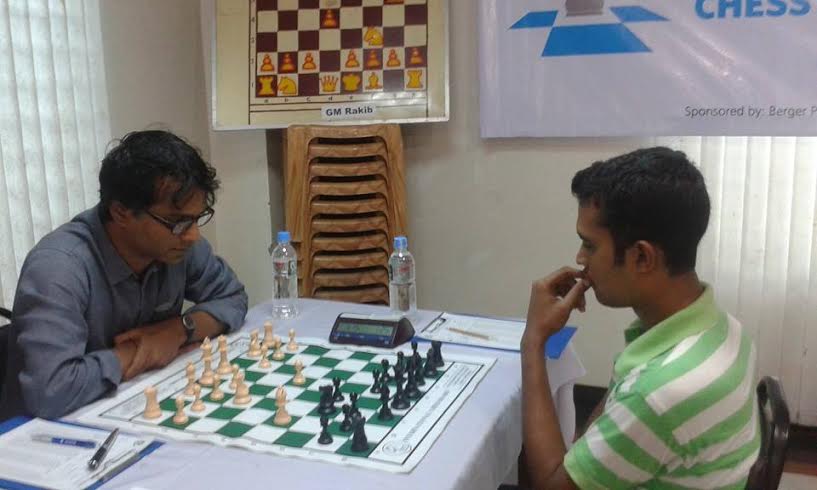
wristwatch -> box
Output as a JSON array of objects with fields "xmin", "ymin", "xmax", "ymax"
[{"xmin": 181, "ymin": 313, "xmax": 197, "ymax": 344}]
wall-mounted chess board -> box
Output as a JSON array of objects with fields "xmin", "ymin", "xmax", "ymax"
[
  {"xmin": 78, "ymin": 336, "xmax": 493, "ymax": 473},
  {"xmin": 213, "ymin": 0, "xmax": 449, "ymax": 128}
]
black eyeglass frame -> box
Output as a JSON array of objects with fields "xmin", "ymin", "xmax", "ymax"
[{"xmin": 144, "ymin": 208, "xmax": 214, "ymax": 236}]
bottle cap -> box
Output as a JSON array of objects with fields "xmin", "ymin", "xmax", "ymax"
[
  {"xmin": 277, "ymin": 231, "xmax": 291, "ymax": 244},
  {"xmin": 394, "ymin": 236, "xmax": 407, "ymax": 249}
]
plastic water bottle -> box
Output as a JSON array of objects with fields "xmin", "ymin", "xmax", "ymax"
[
  {"xmin": 389, "ymin": 236, "xmax": 416, "ymax": 316},
  {"xmin": 271, "ymin": 230, "xmax": 298, "ymax": 319}
]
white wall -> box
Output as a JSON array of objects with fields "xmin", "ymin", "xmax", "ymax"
[{"xmin": 101, "ymin": 0, "xmax": 652, "ymax": 386}]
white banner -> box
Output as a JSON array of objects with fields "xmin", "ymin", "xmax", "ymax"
[{"xmin": 479, "ymin": 0, "xmax": 817, "ymax": 137}]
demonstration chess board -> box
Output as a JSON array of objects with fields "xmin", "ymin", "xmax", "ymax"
[{"xmin": 78, "ymin": 336, "xmax": 494, "ymax": 473}]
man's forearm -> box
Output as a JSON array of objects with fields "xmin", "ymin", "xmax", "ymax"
[
  {"xmin": 521, "ymin": 343, "xmax": 567, "ymax": 488},
  {"xmin": 188, "ymin": 310, "xmax": 227, "ymax": 342}
]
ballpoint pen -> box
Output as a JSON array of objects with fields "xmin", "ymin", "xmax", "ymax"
[
  {"xmin": 30, "ymin": 433, "xmax": 97, "ymax": 449},
  {"xmin": 87, "ymin": 428, "xmax": 119, "ymax": 470}
]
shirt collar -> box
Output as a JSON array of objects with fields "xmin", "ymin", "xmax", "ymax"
[
  {"xmin": 613, "ymin": 284, "xmax": 722, "ymax": 382},
  {"xmin": 85, "ymin": 204, "xmax": 137, "ymax": 285}
]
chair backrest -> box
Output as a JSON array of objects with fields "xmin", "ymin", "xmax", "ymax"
[
  {"xmin": 745, "ymin": 376, "xmax": 790, "ymax": 490},
  {"xmin": 0, "ymin": 307, "xmax": 10, "ymax": 402}
]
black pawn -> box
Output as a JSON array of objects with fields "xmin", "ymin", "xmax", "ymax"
[
  {"xmin": 391, "ymin": 377, "xmax": 410, "ymax": 409},
  {"xmin": 378, "ymin": 386, "xmax": 394, "ymax": 420},
  {"xmin": 349, "ymin": 392, "xmax": 361, "ymax": 417},
  {"xmin": 332, "ymin": 377, "xmax": 345, "ymax": 402},
  {"xmin": 350, "ymin": 414, "xmax": 369, "ymax": 452},
  {"xmin": 396, "ymin": 351, "xmax": 406, "ymax": 370},
  {"xmin": 318, "ymin": 415, "xmax": 333, "ymax": 444},
  {"xmin": 423, "ymin": 348, "xmax": 438, "ymax": 377},
  {"xmin": 370, "ymin": 369, "xmax": 381, "ymax": 394},
  {"xmin": 393, "ymin": 363, "xmax": 404, "ymax": 385},
  {"xmin": 406, "ymin": 372, "xmax": 421, "ymax": 400},
  {"xmin": 431, "ymin": 340, "xmax": 444, "ymax": 368},
  {"xmin": 414, "ymin": 361, "xmax": 426, "ymax": 386},
  {"xmin": 412, "ymin": 341, "xmax": 423, "ymax": 368},
  {"xmin": 380, "ymin": 359, "xmax": 392, "ymax": 384},
  {"xmin": 340, "ymin": 404, "xmax": 353, "ymax": 432}
]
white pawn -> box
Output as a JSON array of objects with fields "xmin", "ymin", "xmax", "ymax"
[
  {"xmin": 216, "ymin": 345, "xmax": 232, "ymax": 375},
  {"xmin": 172, "ymin": 395, "xmax": 188, "ymax": 425},
  {"xmin": 199, "ymin": 354, "xmax": 215, "ymax": 386},
  {"xmin": 292, "ymin": 359, "xmax": 306, "ymax": 385},
  {"xmin": 229, "ymin": 364, "xmax": 240, "ymax": 390},
  {"xmin": 200, "ymin": 337, "xmax": 212, "ymax": 360},
  {"xmin": 262, "ymin": 321, "xmax": 274, "ymax": 349},
  {"xmin": 272, "ymin": 336, "xmax": 285, "ymax": 361},
  {"xmin": 217, "ymin": 334, "xmax": 227, "ymax": 351},
  {"xmin": 143, "ymin": 386, "xmax": 162, "ymax": 419},
  {"xmin": 286, "ymin": 328, "xmax": 298, "ymax": 352},
  {"xmin": 233, "ymin": 372, "xmax": 251, "ymax": 405},
  {"xmin": 191, "ymin": 384, "xmax": 205, "ymax": 412},
  {"xmin": 259, "ymin": 345, "xmax": 271, "ymax": 369},
  {"xmin": 210, "ymin": 373, "xmax": 224, "ymax": 401},
  {"xmin": 248, "ymin": 330, "xmax": 262, "ymax": 358},
  {"xmin": 273, "ymin": 386, "xmax": 291, "ymax": 426},
  {"xmin": 183, "ymin": 362, "xmax": 197, "ymax": 396}
]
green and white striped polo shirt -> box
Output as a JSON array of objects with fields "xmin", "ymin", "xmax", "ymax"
[{"xmin": 564, "ymin": 286, "xmax": 760, "ymax": 489}]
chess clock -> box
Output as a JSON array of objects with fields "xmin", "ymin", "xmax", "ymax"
[{"xmin": 329, "ymin": 313, "xmax": 415, "ymax": 348}]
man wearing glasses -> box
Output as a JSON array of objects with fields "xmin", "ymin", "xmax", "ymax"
[{"xmin": 1, "ymin": 130, "xmax": 248, "ymax": 419}]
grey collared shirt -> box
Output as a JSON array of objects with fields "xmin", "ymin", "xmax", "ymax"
[{"xmin": 1, "ymin": 205, "xmax": 248, "ymax": 419}]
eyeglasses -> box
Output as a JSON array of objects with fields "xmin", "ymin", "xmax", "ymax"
[{"xmin": 144, "ymin": 208, "xmax": 214, "ymax": 236}]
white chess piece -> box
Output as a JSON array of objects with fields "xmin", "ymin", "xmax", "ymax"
[
  {"xmin": 273, "ymin": 386, "xmax": 291, "ymax": 425},
  {"xmin": 200, "ymin": 337, "xmax": 212, "ymax": 360},
  {"xmin": 248, "ymin": 330, "xmax": 262, "ymax": 357},
  {"xmin": 210, "ymin": 373, "xmax": 224, "ymax": 401},
  {"xmin": 286, "ymin": 328, "xmax": 298, "ymax": 352},
  {"xmin": 292, "ymin": 359, "xmax": 306, "ymax": 385},
  {"xmin": 143, "ymin": 386, "xmax": 162, "ymax": 419},
  {"xmin": 259, "ymin": 345, "xmax": 271, "ymax": 369},
  {"xmin": 216, "ymin": 345, "xmax": 232, "ymax": 375},
  {"xmin": 262, "ymin": 321, "xmax": 274, "ymax": 349},
  {"xmin": 229, "ymin": 364, "xmax": 240, "ymax": 390},
  {"xmin": 233, "ymin": 371, "xmax": 251, "ymax": 405},
  {"xmin": 199, "ymin": 354, "xmax": 215, "ymax": 386},
  {"xmin": 172, "ymin": 395, "xmax": 188, "ymax": 425},
  {"xmin": 184, "ymin": 362, "xmax": 197, "ymax": 396},
  {"xmin": 191, "ymin": 384, "xmax": 205, "ymax": 412},
  {"xmin": 272, "ymin": 336, "xmax": 285, "ymax": 361}
]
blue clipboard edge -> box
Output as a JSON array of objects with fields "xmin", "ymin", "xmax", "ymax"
[
  {"xmin": 0, "ymin": 416, "xmax": 163, "ymax": 490},
  {"xmin": 414, "ymin": 313, "xmax": 577, "ymax": 359}
]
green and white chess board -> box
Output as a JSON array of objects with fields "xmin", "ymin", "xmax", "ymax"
[{"xmin": 79, "ymin": 335, "xmax": 495, "ymax": 473}]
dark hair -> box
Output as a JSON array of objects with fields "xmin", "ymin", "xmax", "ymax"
[
  {"xmin": 571, "ymin": 147, "xmax": 710, "ymax": 275},
  {"xmin": 99, "ymin": 130, "xmax": 219, "ymax": 221}
]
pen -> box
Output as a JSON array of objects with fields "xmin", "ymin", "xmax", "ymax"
[
  {"xmin": 448, "ymin": 327, "xmax": 492, "ymax": 341},
  {"xmin": 87, "ymin": 428, "xmax": 119, "ymax": 470},
  {"xmin": 31, "ymin": 433, "xmax": 97, "ymax": 449}
]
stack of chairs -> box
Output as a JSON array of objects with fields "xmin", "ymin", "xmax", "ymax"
[{"xmin": 283, "ymin": 124, "xmax": 407, "ymax": 305}]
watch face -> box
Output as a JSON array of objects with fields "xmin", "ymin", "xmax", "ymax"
[{"xmin": 183, "ymin": 315, "xmax": 195, "ymax": 331}]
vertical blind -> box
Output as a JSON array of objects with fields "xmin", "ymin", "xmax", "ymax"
[
  {"xmin": 0, "ymin": 0, "xmax": 110, "ymax": 308},
  {"xmin": 656, "ymin": 136, "xmax": 817, "ymax": 426}
]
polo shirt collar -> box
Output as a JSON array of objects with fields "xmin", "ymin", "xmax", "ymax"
[
  {"xmin": 613, "ymin": 284, "xmax": 721, "ymax": 382},
  {"xmin": 86, "ymin": 204, "xmax": 136, "ymax": 285}
]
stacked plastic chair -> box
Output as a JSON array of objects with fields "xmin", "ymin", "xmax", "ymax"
[{"xmin": 283, "ymin": 124, "xmax": 407, "ymax": 305}]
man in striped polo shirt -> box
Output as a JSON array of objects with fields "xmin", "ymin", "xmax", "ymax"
[{"xmin": 521, "ymin": 148, "xmax": 759, "ymax": 489}]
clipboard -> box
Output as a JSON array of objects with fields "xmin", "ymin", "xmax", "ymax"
[{"xmin": 0, "ymin": 416, "xmax": 162, "ymax": 490}]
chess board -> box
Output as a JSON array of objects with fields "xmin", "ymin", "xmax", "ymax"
[
  {"xmin": 78, "ymin": 336, "xmax": 494, "ymax": 473},
  {"xmin": 213, "ymin": 0, "xmax": 449, "ymax": 128}
]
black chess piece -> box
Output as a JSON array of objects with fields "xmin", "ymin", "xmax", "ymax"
[
  {"xmin": 318, "ymin": 385, "xmax": 337, "ymax": 415},
  {"xmin": 318, "ymin": 415, "xmax": 333, "ymax": 444},
  {"xmin": 370, "ymin": 369, "xmax": 382, "ymax": 394},
  {"xmin": 396, "ymin": 351, "xmax": 405, "ymax": 370},
  {"xmin": 380, "ymin": 359, "xmax": 392, "ymax": 384},
  {"xmin": 377, "ymin": 385, "xmax": 393, "ymax": 420},
  {"xmin": 340, "ymin": 404, "xmax": 353, "ymax": 432},
  {"xmin": 350, "ymin": 414, "xmax": 369, "ymax": 452},
  {"xmin": 431, "ymin": 340, "xmax": 444, "ymax": 368},
  {"xmin": 412, "ymin": 341, "xmax": 423, "ymax": 368},
  {"xmin": 332, "ymin": 377, "xmax": 345, "ymax": 402},
  {"xmin": 391, "ymin": 377, "xmax": 410, "ymax": 409},
  {"xmin": 349, "ymin": 392, "xmax": 361, "ymax": 417},
  {"xmin": 405, "ymin": 371, "xmax": 421, "ymax": 400},
  {"xmin": 414, "ymin": 361, "xmax": 426, "ymax": 386},
  {"xmin": 423, "ymin": 348, "xmax": 438, "ymax": 377},
  {"xmin": 393, "ymin": 363, "xmax": 404, "ymax": 385}
]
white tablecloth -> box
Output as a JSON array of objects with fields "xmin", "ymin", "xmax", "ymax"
[{"xmin": 84, "ymin": 299, "xmax": 585, "ymax": 490}]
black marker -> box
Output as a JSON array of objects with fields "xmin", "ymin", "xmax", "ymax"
[{"xmin": 87, "ymin": 428, "xmax": 119, "ymax": 470}]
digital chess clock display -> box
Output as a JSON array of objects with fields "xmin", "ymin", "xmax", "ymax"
[{"xmin": 329, "ymin": 313, "xmax": 415, "ymax": 348}]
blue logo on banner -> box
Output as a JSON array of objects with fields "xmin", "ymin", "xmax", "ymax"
[{"xmin": 511, "ymin": 5, "xmax": 668, "ymax": 57}]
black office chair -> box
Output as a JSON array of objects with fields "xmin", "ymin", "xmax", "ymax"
[
  {"xmin": 746, "ymin": 376, "xmax": 790, "ymax": 490},
  {"xmin": 0, "ymin": 307, "xmax": 10, "ymax": 400}
]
